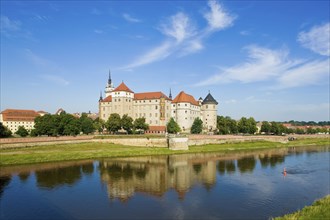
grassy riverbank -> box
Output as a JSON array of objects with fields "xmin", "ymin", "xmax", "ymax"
[
  {"xmin": 0, "ymin": 138, "xmax": 328, "ymax": 166},
  {"xmin": 274, "ymin": 195, "xmax": 330, "ymax": 220}
]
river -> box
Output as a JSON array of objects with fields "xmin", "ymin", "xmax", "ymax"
[{"xmin": 0, "ymin": 146, "xmax": 329, "ymax": 219}]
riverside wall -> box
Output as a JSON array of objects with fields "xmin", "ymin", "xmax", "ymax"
[{"xmin": 0, "ymin": 134, "xmax": 328, "ymax": 149}]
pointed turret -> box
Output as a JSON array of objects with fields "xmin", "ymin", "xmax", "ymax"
[
  {"xmin": 105, "ymin": 70, "xmax": 115, "ymax": 97},
  {"xmin": 169, "ymin": 88, "xmax": 172, "ymax": 99},
  {"xmin": 202, "ymin": 92, "xmax": 218, "ymax": 105},
  {"xmin": 99, "ymin": 90, "xmax": 103, "ymax": 102},
  {"xmin": 108, "ymin": 69, "xmax": 112, "ymax": 85}
]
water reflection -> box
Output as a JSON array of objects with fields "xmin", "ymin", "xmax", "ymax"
[
  {"xmin": 99, "ymin": 155, "xmax": 217, "ymax": 201},
  {"xmin": 0, "ymin": 176, "xmax": 11, "ymax": 198}
]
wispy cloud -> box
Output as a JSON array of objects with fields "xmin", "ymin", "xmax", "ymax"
[
  {"xmin": 1, "ymin": 15, "xmax": 21, "ymax": 36},
  {"xmin": 33, "ymin": 14, "xmax": 49, "ymax": 22},
  {"xmin": 195, "ymin": 45, "xmax": 329, "ymax": 89},
  {"xmin": 123, "ymin": 13, "xmax": 141, "ymax": 23},
  {"xmin": 297, "ymin": 23, "xmax": 330, "ymax": 56},
  {"xmin": 94, "ymin": 29, "xmax": 104, "ymax": 34},
  {"xmin": 121, "ymin": 0, "xmax": 235, "ymax": 70},
  {"xmin": 24, "ymin": 49, "xmax": 70, "ymax": 86},
  {"xmin": 40, "ymin": 75, "xmax": 69, "ymax": 86},
  {"xmin": 91, "ymin": 8, "xmax": 102, "ymax": 15},
  {"xmin": 204, "ymin": 0, "xmax": 236, "ymax": 32}
]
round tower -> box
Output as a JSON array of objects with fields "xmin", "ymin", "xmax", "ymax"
[{"xmin": 201, "ymin": 92, "xmax": 218, "ymax": 132}]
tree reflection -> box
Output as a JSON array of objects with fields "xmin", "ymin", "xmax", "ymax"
[
  {"xmin": 81, "ymin": 163, "xmax": 94, "ymax": 176},
  {"xmin": 259, "ymin": 154, "xmax": 285, "ymax": 168},
  {"xmin": 193, "ymin": 164, "xmax": 202, "ymax": 174},
  {"xmin": 18, "ymin": 172, "xmax": 30, "ymax": 182},
  {"xmin": 0, "ymin": 176, "xmax": 11, "ymax": 198},
  {"xmin": 237, "ymin": 156, "xmax": 256, "ymax": 173},
  {"xmin": 35, "ymin": 165, "xmax": 82, "ymax": 189},
  {"xmin": 217, "ymin": 160, "xmax": 236, "ymax": 175}
]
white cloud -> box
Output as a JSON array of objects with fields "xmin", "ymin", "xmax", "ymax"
[
  {"xmin": 24, "ymin": 49, "xmax": 70, "ymax": 86},
  {"xmin": 225, "ymin": 99, "xmax": 237, "ymax": 104},
  {"xmin": 159, "ymin": 12, "xmax": 196, "ymax": 43},
  {"xmin": 94, "ymin": 29, "xmax": 103, "ymax": 34},
  {"xmin": 121, "ymin": 0, "xmax": 235, "ymax": 70},
  {"xmin": 1, "ymin": 15, "xmax": 21, "ymax": 36},
  {"xmin": 121, "ymin": 42, "xmax": 173, "ymax": 69},
  {"xmin": 297, "ymin": 23, "xmax": 330, "ymax": 56},
  {"xmin": 123, "ymin": 13, "xmax": 141, "ymax": 23},
  {"xmin": 195, "ymin": 45, "xmax": 329, "ymax": 89},
  {"xmin": 40, "ymin": 75, "xmax": 69, "ymax": 86},
  {"xmin": 204, "ymin": 0, "xmax": 236, "ymax": 31}
]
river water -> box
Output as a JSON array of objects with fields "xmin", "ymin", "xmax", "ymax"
[{"xmin": 0, "ymin": 146, "xmax": 329, "ymax": 219}]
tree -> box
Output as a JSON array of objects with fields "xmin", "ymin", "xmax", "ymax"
[
  {"xmin": 15, "ymin": 126, "xmax": 29, "ymax": 137},
  {"xmin": 34, "ymin": 114, "xmax": 58, "ymax": 136},
  {"xmin": 191, "ymin": 117, "xmax": 203, "ymax": 134},
  {"xmin": 106, "ymin": 113, "xmax": 122, "ymax": 134},
  {"xmin": 121, "ymin": 114, "xmax": 134, "ymax": 134},
  {"xmin": 217, "ymin": 116, "xmax": 230, "ymax": 134},
  {"xmin": 80, "ymin": 113, "xmax": 95, "ymax": 134},
  {"xmin": 133, "ymin": 117, "xmax": 149, "ymax": 133},
  {"xmin": 260, "ymin": 121, "xmax": 271, "ymax": 134},
  {"xmin": 0, "ymin": 122, "xmax": 12, "ymax": 138},
  {"xmin": 237, "ymin": 117, "xmax": 257, "ymax": 134},
  {"xmin": 167, "ymin": 118, "xmax": 181, "ymax": 134},
  {"xmin": 93, "ymin": 117, "xmax": 105, "ymax": 133}
]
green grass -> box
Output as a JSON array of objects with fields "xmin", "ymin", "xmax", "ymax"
[
  {"xmin": 273, "ymin": 195, "xmax": 330, "ymax": 220},
  {"xmin": 0, "ymin": 138, "xmax": 328, "ymax": 166}
]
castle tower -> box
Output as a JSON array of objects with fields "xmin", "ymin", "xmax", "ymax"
[
  {"xmin": 105, "ymin": 70, "xmax": 114, "ymax": 97},
  {"xmin": 201, "ymin": 92, "xmax": 218, "ymax": 132}
]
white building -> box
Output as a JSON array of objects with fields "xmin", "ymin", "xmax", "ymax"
[
  {"xmin": 99, "ymin": 73, "xmax": 218, "ymax": 133},
  {"xmin": 0, "ymin": 109, "xmax": 47, "ymax": 133}
]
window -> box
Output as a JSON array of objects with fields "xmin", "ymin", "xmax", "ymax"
[
  {"xmin": 150, "ymin": 113, "xmax": 152, "ymax": 117},
  {"xmin": 173, "ymin": 110, "xmax": 176, "ymax": 113},
  {"xmin": 143, "ymin": 100, "xmax": 145, "ymax": 103},
  {"xmin": 206, "ymin": 105, "xmax": 208, "ymax": 109},
  {"xmin": 150, "ymin": 120, "xmax": 152, "ymax": 124},
  {"xmin": 118, "ymin": 99, "xmax": 121, "ymax": 101},
  {"xmin": 155, "ymin": 105, "xmax": 158, "ymax": 110},
  {"xmin": 155, "ymin": 113, "xmax": 158, "ymax": 117},
  {"xmin": 173, "ymin": 104, "xmax": 175, "ymax": 107},
  {"xmin": 185, "ymin": 104, "xmax": 187, "ymax": 106},
  {"xmin": 103, "ymin": 107, "xmax": 105, "ymax": 111},
  {"xmin": 185, "ymin": 110, "xmax": 187, "ymax": 114},
  {"xmin": 178, "ymin": 104, "xmax": 180, "ymax": 106}
]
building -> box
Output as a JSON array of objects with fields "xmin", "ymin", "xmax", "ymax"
[
  {"xmin": 99, "ymin": 72, "xmax": 218, "ymax": 133},
  {"xmin": 0, "ymin": 109, "xmax": 47, "ymax": 133}
]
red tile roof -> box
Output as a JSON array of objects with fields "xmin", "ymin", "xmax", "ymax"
[
  {"xmin": 101, "ymin": 95, "xmax": 112, "ymax": 102},
  {"xmin": 1, "ymin": 109, "xmax": 40, "ymax": 122},
  {"xmin": 113, "ymin": 82, "xmax": 134, "ymax": 93},
  {"xmin": 147, "ymin": 126, "xmax": 166, "ymax": 131},
  {"xmin": 172, "ymin": 91, "xmax": 199, "ymax": 106},
  {"xmin": 134, "ymin": 92, "xmax": 171, "ymax": 100}
]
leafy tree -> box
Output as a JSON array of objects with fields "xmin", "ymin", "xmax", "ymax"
[
  {"xmin": 260, "ymin": 121, "xmax": 271, "ymax": 134},
  {"xmin": 15, "ymin": 126, "xmax": 29, "ymax": 137},
  {"xmin": 133, "ymin": 117, "xmax": 149, "ymax": 133},
  {"xmin": 238, "ymin": 117, "xmax": 249, "ymax": 134},
  {"xmin": 106, "ymin": 113, "xmax": 122, "ymax": 134},
  {"xmin": 34, "ymin": 114, "xmax": 58, "ymax": 136},
  {"xmin": 121, "ymin": 114, "xmax": 134, "ymax": 134},
  {"xmin": 166, "ymin": 117, "xmax": 181, "ymax": 134},
  {"xmin": 0, "ymin": 122, "xmax": 12, "ymax": 138},
  {"xmin": 80, "ymin": 113, "xmax": 95, "ymax": 134},
  {"xmin": 217, "ymin": 116, "xmax": 238, "ymax": 134},
  {"xmin": 191, "ymin": 117, "xmax": 203, "ymax": 134},
  {"xmin": 237, "ymin": 117, "xmax": 257, "ymax": 134},
  {"xmin": 93, "ymin": 117, "xmax": 105, "ymax": 133}
]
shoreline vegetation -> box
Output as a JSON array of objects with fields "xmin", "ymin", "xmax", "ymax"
[
  {"xmin": 0, "ymin": 137, "xmax": 328, "ymax": 166},
  {"xmin": 273, "ymin": 195, "xmax": 330, "ymax": 220}
]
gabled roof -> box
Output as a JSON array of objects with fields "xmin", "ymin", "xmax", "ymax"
[
  {"xmin": 202, "ymin": 93, "xmax": 218, "ymax": 105},
  {"xmin": 134, "ymin": 92, "xmax": 171, "ymax": 100},
  {"xmin": 101, "ymin": 95, "xmax": 112, "ymax": 102},
  {"xmin": 172, "ymin": 91, "xmax": 199, "ymax": 106},
  {"xmin": 0, "ymin": 109, "xmax": 40, "ymax": 122},
  {"xmin": 113, "ymin": 82, "xmax": 134, "ymax": 93}
]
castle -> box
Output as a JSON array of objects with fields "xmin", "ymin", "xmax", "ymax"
[{"xmin": 99, "ymin": 72, "xmax": 218, "ymax": 133}]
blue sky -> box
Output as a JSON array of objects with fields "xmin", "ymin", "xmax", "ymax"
[{"xmin": 1, "ymin": 0, "xmax": 329, "ymax": 121}]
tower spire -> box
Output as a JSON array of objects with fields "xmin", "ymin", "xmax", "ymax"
[
  {"xmin": 99, "ymin": 90, "xmax": 103, "ymax": 102},
  {"xmin": 108, "ymin": 69, "xmax": 112, "ymax": 85},
  {"xmin": 169, "ymin": 88, "xmax": 172, "ymax": 99}
]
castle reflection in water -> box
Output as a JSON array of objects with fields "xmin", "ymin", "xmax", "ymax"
[{"xmin": 1, "ymin": 149, "xmax": 294, "ymax": 202}]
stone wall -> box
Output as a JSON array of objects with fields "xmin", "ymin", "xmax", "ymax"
[{"xmin": 95, "ymin": 138, "xmax": 168, "ymax": 148}]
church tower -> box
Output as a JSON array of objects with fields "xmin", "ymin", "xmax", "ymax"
[{"xmin": 105, "ymin": 70, "xmax": 114, "ymax": 97}]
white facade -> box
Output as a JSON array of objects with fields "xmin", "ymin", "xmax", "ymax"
[{"xmin": 99, "ymin": 77, "xmax": 218, "ymax": 133}]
